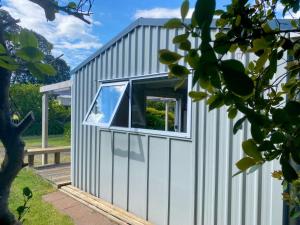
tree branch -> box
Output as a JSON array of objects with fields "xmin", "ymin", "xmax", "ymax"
[
  {"xmin": 15, "ymin": 111, "xmax": 34, "ymax": 136},
  {"xmin": 28, "ymin": 0, "xmax": 92, "ymax": 24}
]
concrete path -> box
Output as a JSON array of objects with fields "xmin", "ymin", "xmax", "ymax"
[{"xmin": 43, "ymin": 191, "xmax": 118, "ymax": 225}]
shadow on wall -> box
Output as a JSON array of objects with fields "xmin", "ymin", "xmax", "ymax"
[{"xmin": 113, "ymin": 134, "xmax": 146, "ymax": 162}]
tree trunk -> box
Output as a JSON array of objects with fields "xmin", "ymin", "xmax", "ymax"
[{"xmin": 0, "ymin": 67, "xmax": 34, "ymax": 225}]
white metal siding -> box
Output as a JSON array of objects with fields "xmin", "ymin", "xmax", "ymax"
[{"xmin": 71, "ymin": 20, "xmax": 283, "ymax": 225}]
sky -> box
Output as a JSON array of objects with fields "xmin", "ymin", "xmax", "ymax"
[{"xmin": 0, "ymin": 0, "xmax": 232, "ymax": 69}]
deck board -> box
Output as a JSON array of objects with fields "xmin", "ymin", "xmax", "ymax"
[{"xmin": 34, "ymin": 163, "xmax": 71, "ymax": 188}]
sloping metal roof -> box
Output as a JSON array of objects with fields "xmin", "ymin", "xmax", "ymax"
[
  {"xmin": 71, "ymin": 18, "xmax": 294, "ymax": 74},
  {"xmin": 71, "ymin": 18, "xmax": 194, "ymax": 74}
]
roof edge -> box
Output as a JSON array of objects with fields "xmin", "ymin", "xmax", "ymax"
[
  {"xmin": 71, "ymin": 18, "xmax": 173, "ymax": 74},
  {"xmin": 71, "ymin": 18, "xmax": 294, "ymax": 74}
]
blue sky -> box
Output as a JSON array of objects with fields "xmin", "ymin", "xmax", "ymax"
[{"xmin": 2, "ymin": 0, "xmax": 231, "ymax": 69}]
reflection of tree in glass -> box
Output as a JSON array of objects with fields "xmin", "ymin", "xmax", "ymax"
[
  {"xmin": 86, "ymin": 84, "xmax": 126, "ymax": 124},
  {"xmin": 146, "ymin": 98, "xmax": 176, "ymax": 131}
]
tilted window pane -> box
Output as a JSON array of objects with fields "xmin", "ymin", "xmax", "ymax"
[{"xmin": 85, "ymin": 83, "xmax": 128, "ymax": 126}]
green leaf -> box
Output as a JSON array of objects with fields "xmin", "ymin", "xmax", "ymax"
[
  {"xmin": 255, "ymin": 50, "xmax": 269, "ymax": 71},
  {"xmin": 0, "ymin": 44, "xmax": 6, "ymax": 54},
  {"xmin": 174, "ymin": 78, "xmax": 186, "ymax": 90},
  {"xmin": 221, "ymin": 59, "xmax": 254, "ymax": 96},
  {"xmin": 179, "ymin": 40, "xmax": 191, "ymax": 51},
  {"xmin": 214, "ymin": 34, "xmax": 231, "ymax": 55},
  {"xmin": 20, "ymin": 30, "xmax": 38, "ymax": 48},
  {"xmin": 169, "ymin": 64, "xmax": 190, "ymax": 77},
  {"xmin": 233, "ymin": 116, "xmax": 246, "ymax": 134},
  {"xmin": 186, "ymin": 50, "xmax": 201, "ymax": 70},
  {"xmin": 290, "ymin": 207, "xmax": 300, "ymax": 219},
  {"xmin": 270, "ymin": 132, "xmax": 286, "ymax": 144},
  {"xmin": 27, "ymin": 62, "xmax": 42, "ymax": 78},
  {"xmin": 173, "ymin": 33, "xmax": 189, "ymax": 44},
  {"xmin": 17, "ymin": 206, "xmax": 27, "ymax": 215},
  {"xmin": 291, "ymin": 149, "xmax": 300, "ymax": 164},
  {"xmin": 228, "ymin": 107, "xmax": 237, "ymax": 119},
  {"xmin": 23, "ymin": 187, "xmax": 33, "ymax": 199},
  {"xmin": 0, "ymin": 59, "xmax": 18, "ymax": 71},
  {"xmin": 281, "ymin": 161, "xmax": 298, "ymax": 182},
  {"xmin": 181, "ymin": 0, "xmax": 189, "ymax": 19},
  {"xmin": 252, "ymin": 38, "xmax": 270, "ymax": 52},
  {"xmin": 16, "ymin": 47, "xmax": 43, "ymax": 62},
  {"xmin": 194, "ymin": 0, "xmax": 216, "ymax": 28},
  {"xmin": 251, "ymin": 124, "xmax": 264, "ymax": 143},
  {"xmin": 189, "ymin": 91, "xmax": 208, "ymax": 101},
  {"xmin": 242, "ymin": 139, "xmax": 263, "ymax": 161},
  {"xmin": 159, "ymin": 49, "xmax": 182, "ymax": 65},
  {"xmin": 236, "ymin": 157, "xmax": 257, "ymax": 171},
  {"xmin": 34, "ymin": 63, "xmax": 57, "ymax": 76},
  {"xmin": 68, "ymin": 2, "xmax": 77, "ymax": 9},
  {"xmin": 164, "ymin": 18, "xmax": 183, "ymax": 29},
  {"xmin": 285, "ymin": 101, "xmax": 300, "ymax": 116},
  {"xmin": 208, "ymin": 94, "xmax": 224, "ymax": 110}
]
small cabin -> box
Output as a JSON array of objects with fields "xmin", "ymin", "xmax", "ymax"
[{"xmin": 71, "ymin": 18, "xmax": 285, "ymax": 225}]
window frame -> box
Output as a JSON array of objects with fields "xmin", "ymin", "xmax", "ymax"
[
  {"xmin": 83, "ymin": 74, "xmax": 192, "ymax": 139},
  {"xmin": 83, "ymin": 81, "xmax": 129, "ymax": 128}
]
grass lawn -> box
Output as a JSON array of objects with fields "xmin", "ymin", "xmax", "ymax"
[
  {"xmin": 0, "ymin": 135, "xmax": 70, "ymax": 148},
  {"xmin": 22, "ymin": 135, "xmax": 69, "ymax": 148},
  {"xmin": 9, "ymin": 168, "xmax": 74, "ymax": 225}
]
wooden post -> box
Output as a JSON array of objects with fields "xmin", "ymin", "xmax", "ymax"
[
  {"xmin": 54, "ymin": 152, "xmax": 60, "ymax": 164},
  {"xmin": 28, "ymin": 155, "xmax": 34, "ymax": 167},
  {"xmin": 165, "ymin": 101, "xmax": 169, "ymax": 131},
  {"xmin": 42, "ymin": 93, "xmax": 48, "ymax": 165}
]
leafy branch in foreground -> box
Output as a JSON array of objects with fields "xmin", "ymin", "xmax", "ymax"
[{"xmin": 159, "ymin": 0, "xmax": 300, "ymax": 217}]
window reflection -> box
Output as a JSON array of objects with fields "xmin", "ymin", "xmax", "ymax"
[{"xmin": 85, "ymin": 84, "xmax": 127, "ymax": 125}]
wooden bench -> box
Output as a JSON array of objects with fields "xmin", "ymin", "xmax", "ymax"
[{"xmin": 25, "ymin": 146, "xmax": 71, "ymax": 167}]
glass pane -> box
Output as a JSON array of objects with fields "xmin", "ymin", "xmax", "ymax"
[
  {"xmin": 85, "ymin": 83, "xmax": 127, "ymax": 125},
  {"xmin": 146, "ymin": 97, "xmax": 176, "ymax": 131},
  {"xmin": 131, "ymin": 77, "xmax": 188, "ymax": 133}
]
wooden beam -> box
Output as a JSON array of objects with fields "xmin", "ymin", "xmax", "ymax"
[
  {"xmin": 40, "ymin": 80, "xmax": 72, "ymax": 93},
  {"xmin": 61, "ymin": 185, "xmax": 153, "ymax": 225},
  {"xmin": 42, "ymin": 93, "xmax": 49, "ymax": 165}
]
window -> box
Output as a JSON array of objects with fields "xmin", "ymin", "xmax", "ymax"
[
  {"xmin": 131, "ymin": 77, "xmax": 188, "ymax": 133},
  {"xmin": 83, "ymin": 81, "xmax": 129, "ymax": 127},
  {"xmin": 84, "ymin": 76, "xmax": 190, "ymax": 135}
]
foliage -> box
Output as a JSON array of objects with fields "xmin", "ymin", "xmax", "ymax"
[
  {"xmin": 159, "ymin": 0, "xmax": 300, "ymax": 216},
  {"xmin": 146, "ymin": 107, "xmax": 175, "ymax": 131},
  {"xmin": 9, "ymin": 84, "xmax": 70, "ymax": 136},
  {"xmin": 9, "ymin": 169, "xmax": 73, "ymax": 225},
  {"xmin": 63, "ymin": 122, "xmax": 71, "ymax": 141},
  {"xmin": 16, "ymin": 187, "xmax": 32, "ymax": 223}
]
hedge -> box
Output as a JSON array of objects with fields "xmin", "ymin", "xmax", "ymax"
[{"xmin": 9, "ymin": 84, "xmax": 70, "ymax": 136}]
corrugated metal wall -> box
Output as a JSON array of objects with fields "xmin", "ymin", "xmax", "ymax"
[{"xmin": 71, "ymin": 21, "xmax": 283, "ymax": 225}]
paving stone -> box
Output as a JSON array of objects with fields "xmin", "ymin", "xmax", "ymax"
[
  {"xmin": 43, "ymin": 191, "xmax": 66, "ymax": 202},
  {"xmin": 63, "ymin": 203, "xmax": 94, "ymax": 220},
  {"xmin": 51, "ymin": 195, "xmax": 79, "ymax": 210},
  {"xmin": 43, "ymin": 191, "xmax": 118, "ymax": 225}
]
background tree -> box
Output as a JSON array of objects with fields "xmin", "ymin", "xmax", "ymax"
[
  {"xmin": 0, "ymin": 1, "xmax": 93, "ymax": 224},
  {"xmin": 160, "ymin": 0, "xmax": 300, "ymax": 217},
  {"xmin": 11, "ymin": 31, "xmax": 70, "ymax": 84}
]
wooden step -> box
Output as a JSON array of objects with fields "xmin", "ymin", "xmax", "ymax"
[{"xmin": 61, "ymin": 185, "xmax": 153, "ymax": 225}]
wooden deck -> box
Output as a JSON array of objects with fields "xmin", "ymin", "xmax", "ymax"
[{"xmin": 34, "ymin": 163, "xmax": 71, "ymax": 188}]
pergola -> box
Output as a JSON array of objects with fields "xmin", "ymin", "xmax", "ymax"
[{"xmin": 39, "ymin": 80, "xmax": 72, "ymax": 164}]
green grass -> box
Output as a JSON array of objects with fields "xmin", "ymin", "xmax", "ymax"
[
  {"xmin": 9, "ymin": 168, "xmax": 74, "ymax": 225},
  {"xmin": 23, "ymin": 135, "xmax": 70, "ymax": 148},
  {"xmin": 0, "ymin": 135, "xmax": 70, "ymax": 148}
]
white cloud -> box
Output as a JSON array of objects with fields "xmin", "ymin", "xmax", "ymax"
[
  {"xmin": 2, "ymin": 0, "xmax": 102, "ymax": 68},
  {"xmin": 133, "ymin": 7, "xmax": 194, "ymax": 19}
]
